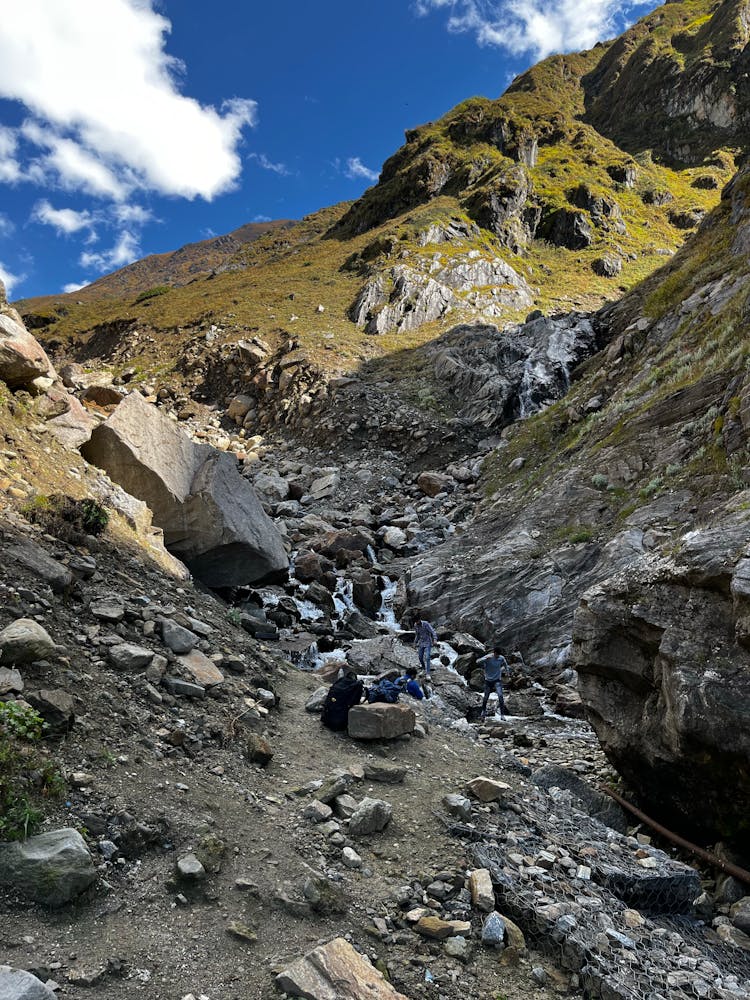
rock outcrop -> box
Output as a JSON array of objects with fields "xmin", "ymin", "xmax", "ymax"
[
  {"xmin": 573, "ymin": 514, "xmax": 750, "ymax": 844},
  {"xmin": 352, "ymin": 256, "xmax": 533, "ymax": 336},
  {"xmin": 81, "ymin": 392, "xmax": 288, "ymax": 587},
  {"xmin": 428, "ymin": 312, "xmax": 600, "ymax": 428}
]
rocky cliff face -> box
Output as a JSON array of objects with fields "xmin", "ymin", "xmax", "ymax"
[{"xmin": 403, "ymin": 155, "xmax": 750, "ymax": 845}]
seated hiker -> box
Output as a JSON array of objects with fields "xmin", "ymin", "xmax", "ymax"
[
  {"xmin": 413, "ymin": 610, "xmax": 438, "ymax": 680},
  {"xmin": 321, "ymin": 668, "xmax": 364, "ymax": 731},
  {"xmin": 366, "ymin": 676, "xmax": 402, "ymax": 704},
  {"xmin": 396, "ymin": 666, "xmax": 425, "ymax": 700},
  {"xmin": 477, "ymin": 646, "xmax": 510, "ymax": 719}
]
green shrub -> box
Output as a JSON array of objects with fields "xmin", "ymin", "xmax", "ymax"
[
  {"xmin": 0, "ymin": 701, "xmax": 64, "ymax": 841},
  {"xmin": 134, "ymin": 284, "xmax": 170, "ymax": 304},
  {"xmin": 23, "ymin": 494, "xmax": 109, "ymax": 542},
  {"xmin": 591, "ymin": 473, "xmax": 609, "ymax": 489}
]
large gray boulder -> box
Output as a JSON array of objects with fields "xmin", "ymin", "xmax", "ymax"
[
  {"xmin": 348, "ymin": 703, "xmax": 416, "ymax": 740},
  {"xmin": 0, "ymin": 620, "xmax": 56, "ymax": 666},
  {"xmin": 80, "ymin": 392, "xmax": 288, "ymax": 587},
  {"xmin": 0, "ymin": 312, "xmax": 55, "ymax": 389},
  {"xmin": 0, "ymin": 966, "xmax": 56, "ymax": 999},
  {"xmin": 0, "ymin": 828, "xmax": 97, "ymax": 906},
  {"xmin": 573, "ymin": 515, "xmax": 750, "ymax": 847},
  {"xmin": 346, "ymin": 635, "xmax": 415, "ymax": 675}
]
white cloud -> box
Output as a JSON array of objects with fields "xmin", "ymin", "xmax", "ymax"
[
  {"xmin": 32, "ymin": 199, "xmax": 97, "ymax": 239},
  {"xmin": 114, "ymin": 204, "xmax": 153, "ymax": 225},
  {"xmin": 249, "ymin": 153, "xmax": 290, "ymax": 176},
  {"xmin": 345, "ymin": 157, "xmax": 379, "ymax": 183},
  {"xmin": 0, "ymin": 125, "xmax": 23, "ymax": 184},
  {"xmin": 0, "ymin": 262, "xmax": 24, "ymax": 297},
  {"xmin": 80, "ymin": 230, "xmax": 140, "ymax": 273},
  {"xmin": 415, "ymin": 0, "xmax": 655, "ymax": 58},
  {"xmin": 252, "ymin": 215, "xmax": 272, "ymax": 223},
  {"xmin": 0, "ymin": 0, "xmax": 258, "ymax": 201},
  {"xmin": 62, "ymin": 280, "xmax": 88, "ymax": 294},
  {"xmin": 0, "ymin": 213, "xmax": 14, "ymax": 238}
]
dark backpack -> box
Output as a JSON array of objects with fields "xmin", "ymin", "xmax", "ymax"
[
  {"xmin": 321, "ymin": 675, "xmax": 364, "ymax": 731},
  {"xmin": 366, "ymin": 679, "xmax": 401, "ymax": 705}
]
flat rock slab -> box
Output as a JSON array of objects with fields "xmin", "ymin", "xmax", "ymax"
[
  {"xmin": 0, "ymin": 965, "xmax": 56, "ymax": 999},
  {"xmin": 0, "ymin": 828, "xmax": 96, "ymax": 907},
  {"xmin": 348, "ymin": 703, "xmax": 415, "ymax": 740},
  {"xmin": 0, "ymin": 619, "xmax": 56, "ymax": 666},
  {"xmin": 7, "ymin": 541, "xmax": 73, "ymax": 594},
  {"xmin": 275, "ymin": 936, "xmax": 410, "ymax": 999},
  {"xmin": 415, "ymin": 916, "xmax": 472, "ymax": 940},
  {"xmin": 175, "ymin": 649, "xmax": 224, "ymax": 688},
  {"xmin": 466, "ymin": 776, "xmax": 512, "ymax": 802},
  {"xmin": 0, "ymin": 667, "xmax": 23, "ymax": 694},
  {"xmin": 363, "ymin": 762, "xmax": 407, "ymax": 784}
]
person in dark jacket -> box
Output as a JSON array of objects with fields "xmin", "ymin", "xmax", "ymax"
[
  {"xmin": 413, "ymin": 611, "xmax": 438, "ymax": 680},
  {"xmin": 321, "ymin": 669, "xmax": 364, "ymax": 731},
  {"xmin": 477, "ymin": 647, "xmax": 509, "ymax": 719}
]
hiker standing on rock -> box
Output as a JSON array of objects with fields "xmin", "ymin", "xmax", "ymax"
[
  {"xmin": 413, "ymin": 611, "xmax": 438, "ymax": 680},
  {"xmin": 478, "ymin": 646, "xmax": 509, "ymax": 719}
]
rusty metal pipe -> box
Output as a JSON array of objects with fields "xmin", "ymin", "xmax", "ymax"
[{"xmin": 600, "ymin": 784, "xmax": 750, "ymax": 887}]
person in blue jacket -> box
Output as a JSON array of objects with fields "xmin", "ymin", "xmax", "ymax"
[
  {"xmin": 478, "ymin": 646, "xmax": 510, "ymax": 719},
  {"xmin": 397, "ymin": 666, "xmax": 425, "ymax": 700}
]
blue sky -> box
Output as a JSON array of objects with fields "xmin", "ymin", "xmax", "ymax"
[{"xmin": 0, "ymin": 0, "xmax": 660, "ymax": 300}]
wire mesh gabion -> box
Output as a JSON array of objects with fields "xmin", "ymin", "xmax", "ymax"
[{"xmin": 465, "ymin": 783, "xmax": 750, "ymax": 1000}]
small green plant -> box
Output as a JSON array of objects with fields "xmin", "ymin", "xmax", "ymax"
[
  {"xmin": 0, "ymin": 701, "xmax": 45, "ymax": 740},
  {"xmin": 0, "ymin": 701, "xmax": 64, "ymax": 841},
  {"xmin": 591, "ymin": 472, "xmax": 609, "ymax": 489},
  {"xmin": 23, "ymin": 494, "xmax": 109, "ymax": 542},
  {"xmin": 226, "ymin": 608, "xmax": 242, "ymax": 627}
]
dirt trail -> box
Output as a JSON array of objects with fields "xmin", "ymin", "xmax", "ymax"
[{"xmin": 1, "ymin": 659, "xmax": 577, "ymax": 1000}]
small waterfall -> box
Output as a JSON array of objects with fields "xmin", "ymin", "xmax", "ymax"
[
  {"xmin": 378, "ymin": 577, "xmax": 401, "ymax": 632},
  {"xmin": 333, "ymin": 577, "xmax": 355, "ymax": 617}
]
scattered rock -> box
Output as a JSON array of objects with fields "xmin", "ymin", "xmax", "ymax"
[
  {"xmin": 0, "ymin": 829, "xmax": 96, "ymax": 907},
  {"xmin": 275, "ymin": 937, "xmax": 409, "ymax": 999},
  {"xmin": 0, "ymin": 619, "xmax": 56, "ymax": 666},
  {"xmin": 348, "ymin": 797, "xmax": 393, "ymax": 837},
  {"xmin": 466, "ymin": 776, "xmax": 512, "ymax": 802}
]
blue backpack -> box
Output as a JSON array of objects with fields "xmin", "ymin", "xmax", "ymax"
[{"xmin": 366, "ymin": 679, "xmax": 401, "ymax": 704}]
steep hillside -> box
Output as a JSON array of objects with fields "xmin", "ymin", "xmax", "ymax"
[
  {"xmin": 17, "ymin": 0, "xmax": 747, "ymax": 392},
  {"xmin": 22, "ymin": 218, "xmax": 296, "ymax": 316}
]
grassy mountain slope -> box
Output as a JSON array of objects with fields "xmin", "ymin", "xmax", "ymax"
[{"xmin": 16, "ymin": 0, "xmax": 747, "ymax": 383}]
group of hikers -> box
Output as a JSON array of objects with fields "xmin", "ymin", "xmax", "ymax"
[{"xmin": 321, "ymin": 609, "xmax": 511, "ymax": 732}]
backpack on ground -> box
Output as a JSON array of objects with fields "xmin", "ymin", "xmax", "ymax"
[
  {"xmin": 321, "ymin": 674, "xmax": 364, "ymax": 732},
  {"xmin": 366, "ymin": 679, "xmax": 401, "ymax": 705}
]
